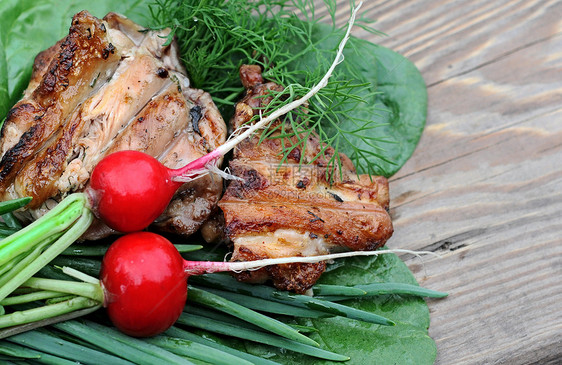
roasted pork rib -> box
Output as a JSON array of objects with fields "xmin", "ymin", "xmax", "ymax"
[
  {"xmin": 218, "ymin": 65, "xmax": 394, "ymax": 293},
  {"xmin": 0, "ymin": 11, "xmax": 226, "ymax": 238}
]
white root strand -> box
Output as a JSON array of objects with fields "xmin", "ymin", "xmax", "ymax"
[
  {"xmin": 172, "ymin": 164, "xmax": 242, "ymax": 183},
  {"xmin": 227, "ymin": 249, "xmax": 440, "ymax": 273}
]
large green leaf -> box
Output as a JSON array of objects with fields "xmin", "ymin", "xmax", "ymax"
[
  {"xmin": 0, "ymin": 0, "xmax": 151, "ymax": 119},
  {"xmin": 341, "ymin": 40, "xmax": 427, "ymax": 177},
  {"xmin": 288, "ymin": 23, "xmax": 427, "ymax": 177}
]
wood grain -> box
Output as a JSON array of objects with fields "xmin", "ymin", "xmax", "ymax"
[{"xmin": 325, "ymin": 1, "xmax": 562, "ymax": 364}]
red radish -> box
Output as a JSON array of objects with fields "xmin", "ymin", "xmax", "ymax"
[
  {"xmin": 99, "ymin": 231, "xmax": 433, "ymax": 337},
  {"xmin": 100, "ymin": 232, "xmax": 187, "ymax": 337},
  {"xmin": 89, "ymin": 151, "xmax": 183, "ymax": 233},
  {"xmin": 87, "ymin": 149, "xmax": 226, "ymax": 232},
  {"xmin": 85, "ymin": 8, "xmax": 358, "ymax": 233}
]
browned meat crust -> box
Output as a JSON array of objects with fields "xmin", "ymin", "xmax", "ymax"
[
  {"xmin": 218, "ymin": 65, "xmax": 393, "ymax": 293},
  {"xmin": 0, "ymin": 11, "xmax": 226, "ymax": 238},
  {"xmin": 0, "ymin": 11, "xmax": 120, "ymax": 201}
]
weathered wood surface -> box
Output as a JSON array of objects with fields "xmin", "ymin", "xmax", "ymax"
[{"xmin": 327, "ymin": 0, "xmax": 562, "ymax": 364}]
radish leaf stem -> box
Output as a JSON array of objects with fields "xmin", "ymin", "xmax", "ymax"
[
  {"xmin": 22, "ymin": 277, "xmax": 103, "ymax": 303},
  {"xmin": 0, "ymin": 297, "xmax": 99, "ymax": 329},
  {"xmin": 0, "ymin": 291, "xmax": 64, "ymax": 306},
  {"xmin": 0, "ymin": 206, "xmax": 92, "ymax": 302}
]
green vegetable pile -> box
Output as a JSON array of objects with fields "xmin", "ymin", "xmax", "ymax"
[
  {"xmin": 0, "ymin": 213, "xmax": 445, "ymax": 364},
  {"xmin": 0, "ymin": 0, "xmax": 437, "ymax": 364}
]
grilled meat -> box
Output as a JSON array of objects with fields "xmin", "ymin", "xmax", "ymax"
[
  {"xmin": 218, "ymin": 65, "xmax": 393, "ymax": 293},
  {"xmin": 0, "ymin": 11, "xmax": 227, "ymax": 238}
]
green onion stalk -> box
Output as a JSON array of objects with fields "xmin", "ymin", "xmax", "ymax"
[{"xmin": 0, "ymin": 194, "xmax": 102, "ymax": 332}]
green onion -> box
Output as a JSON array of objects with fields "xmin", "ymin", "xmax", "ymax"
[
  {"xmin": 22, "ymin": 277, "xmax": 103, "ymax": 302},
  {"xmin": 60, "ymin": 243, "xmax": 202, "ymax": 256},
  {"xmin": 148, "ymin": 335, "xmax": 254, "ymax": 365},
  {"xmin": 0, "ymin": 195, "xmax": 85, "ymax": 265},
  {"xmin": 174, "ymin": 244, "xmax": 203, "ymax": 253},
  {"xmin": 0, "ymin": 297, "xmax": 99, "ymax": 329},
  {"xmin": 0, "ymin": 341, "xmax": 77, "ymax": 363},
  {"xmin": 165, "ymin": 326, "xmax": 281, "ymax": 365},
  {"xmin": 188, "ymin": 286, "xmax": 319, "ymax": 347},
  {"xmin": 0, "ymin": 197, "xmax": 32, "ymax": 216},
  {"xmin": 191, "ymin": 274, "xmax": 395, "ymax": 326},
  {"xmin": 186, "ymin": 304, "xmax": 322, "ymax": 334},
  {"xmin": 0, "ymin": 291, "xmax": 63, "ymax": 306},
  {"xmin": 54, "ymin": 320, "xmax": 195, "ymax": 365},
  {"xmin": 0, "ymin": 252, "xmax": 23, "ymax": 277},
  {"xmin": 193, "ymin": 285, "xmax": 332, "ymax": 318},
  {"xmin": 177, "ymin": 312, "xmax": 349, "ymax": 361},
  {"xmin": 7, "ymin": 329, "xmax": 135, "ymax": 365},
  {"xmin": 315, "ymin": 282, "xmax": 449, "ymax": 300},
  {"xmin": 312, "ymin": 284, "xmax": 367, "ymax": 296},
  {"xmin": 50, "ymin": 256, "xmax": 101, "ymax": 277},
  {"xmin": 0, "ymin": 235, "xmax": 59, "ymax": 288},
  {"xmin": 0, "ymin": 204, "xmax": 92, "ymax": 303},
  {"xmin": 183, "ymin": 305, "xmax": 259, "ymax": 329},
  {"xmin": 0, "ymin": 341, "xmax": 41, "ymax": 359},
  {"xmin": 60, "ymin": 245, "xmax": 110, "ymax": 257},
  {"xmin": 0, "ymin": 306, "xmax": 98, "ymax": 340},
  {"xmin": 287, "ymin": 324, "xmax": 319, "ymax": 333},
  {"xmin": 45, "ymin": 295, "xmax": 78, "ymax": 305}
]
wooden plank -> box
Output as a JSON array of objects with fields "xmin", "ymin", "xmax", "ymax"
[{"xmin": 322, "ymin": 0, "xmax": 562, "ymax": 363}]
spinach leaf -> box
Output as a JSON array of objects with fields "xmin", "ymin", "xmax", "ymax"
[
  {"xmin": 342, "ymin": 40, "xmax": 427, "ymax": 177},
  {"xmin": 0, "ymin": 0, "xmax": 151, "ymax": 119},
  {"xmin": 292, "ymin": 23, "xmax": 427, "ymax": 177},
  {"xmin": 243, "ymin": 254, "xmax": 436, "ymax": 364}
]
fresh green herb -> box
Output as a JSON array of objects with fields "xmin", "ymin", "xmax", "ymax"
[
  {"xmin": 0, "ymin": 296, "xmax": 99, "ymax": 329},
  {"xmin": 314, "ymin": 282, "xmax": 449, "ymax": 300},
  {"xmin": 176, "ymin": 312, "xmax": 350, "ymax": 361},
  {"xmin": 187, "ymin": 286, "xmax": 320, "ymax": 347},
  {"xmin": 0, "ymin": 194, "xmax": 92, "ymax": 303},
  {"xmin": 0, "ymin": 291, "xmax": 63, "ymax": 306},
  {"xmin": 190, "ymin": 275, "xmax": 396, "ymax": 326},
  {"xmin": 165, "ymin": 326, "xmax": 281, "ymax": 365},
  {"xmin": 188, "ymin": 287, "xmax": 332, "ymax": 318},
  {"xmin": 147, "ymin": 335, "xmax": 254, "ymax": 365},
  {"xmin": 0, "ymin": 197, "xmax": 31, "ymax": 216},
  {"xmin": 6, "ymin": 329, "xmax": 135, "ymax": 365},
  {"xmin": 54, "ymin": 320, "xmax": 195, "ymax": 365},
  {"xmin": 149, "ymin": 0, "xmax": 426, "ymax": 177},
  {"xmin": 0, "ymin": 340, "xmax": 75, "ymax": 363}
]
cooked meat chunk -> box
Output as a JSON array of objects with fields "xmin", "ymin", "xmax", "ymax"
[
  {"xmin": 0, "ymin": 11, "xmax": 227, "ymax": 238},
  {"xmin": 218, "ymin": 65, "xmax": 393, "ymax": 293}
]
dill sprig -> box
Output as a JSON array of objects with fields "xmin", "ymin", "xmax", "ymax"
[{"xmin": 150, "ymin": 0, "xmax": 390, "ymax": 178}]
